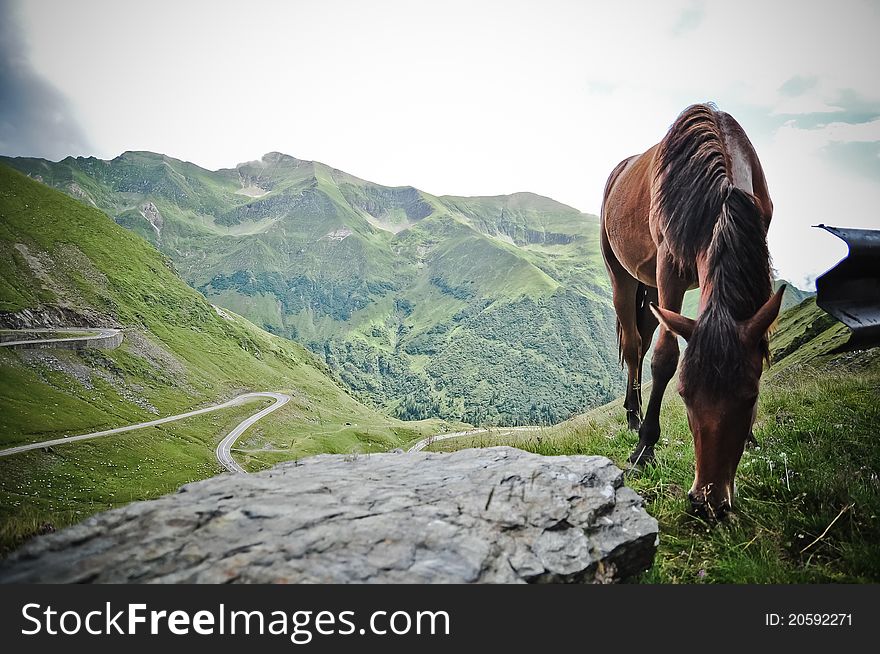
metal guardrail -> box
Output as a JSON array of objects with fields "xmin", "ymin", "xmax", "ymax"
[{"xmin": 814, "ymin": 225, "xmax": 880, "ymax": 352}]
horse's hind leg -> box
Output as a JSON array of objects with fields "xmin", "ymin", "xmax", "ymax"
[
  {"xmin": 615, "ymin": 282, "xmax": 643, "ymax": 432},
  {"xmin": 601, "ymin": 236, "xmax": 644, "ymax": 431}
]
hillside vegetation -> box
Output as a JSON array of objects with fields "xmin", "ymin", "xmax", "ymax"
[
  {"xmin": 2, "ymin": 152, "xmax": 622, "ymax": 425},
  {"xmin": 681, "ymin": 279, "xmax": 812, "ymax": 319},
  {"xmin": 425, "ymin": 297, "xmax": 880, "ymax": 582},
  {"xmin": 0, "ymin": 165, "xmax": 445, "ymax": 553}
]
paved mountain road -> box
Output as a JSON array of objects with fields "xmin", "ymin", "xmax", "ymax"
[
  {"xmin": 407, "ymin": 426, "xmax": 536, "ymax": 453},
  {"xmin": 2, "ymin": 328, "xmax": 540, "ymax": 472},
  {"xmin": 0, "ymin": 327, "xmax": 289, "ymax": 473},
  {"xmin": 0, "ymin": 391, "xmax": 291, "ymax": 473},
  {"xmin": 214, "ymin": 392, "xmax": 290, "ymax": 473},
  {"xmin": 0, "ymin": 327, "xmax": 122, "ymax": 349}
]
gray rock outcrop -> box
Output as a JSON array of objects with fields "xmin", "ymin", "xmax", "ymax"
[{"xmin": 0, "ymin": 446, "xmax": 658, "ymax": 583}]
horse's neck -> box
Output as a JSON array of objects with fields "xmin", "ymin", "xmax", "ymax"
[
  {"xmin": 718, "ymin": 118, "xmax": 756, "ymax": 196},
  {"xmin": 718, "ymin": 115, "xmax": 773, "ymax": 223}
]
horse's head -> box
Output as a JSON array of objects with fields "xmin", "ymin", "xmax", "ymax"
[{"xmin": 649, "ymin": 287, "xmax": 784, "ymax": 519}]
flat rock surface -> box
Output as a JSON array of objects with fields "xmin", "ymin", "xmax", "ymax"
[{"xmin": 0, "ymin": 446, "xmax": 658, "ymax": 583}]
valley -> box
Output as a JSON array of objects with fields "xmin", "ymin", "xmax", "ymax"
[
  {"xmin": 0, "ymin": 165, "xmax": 446, "ymax": 552},
  {"xmin": 1, "ymin": 159, "xmax": 857, "ymax": 582},
  {"xmin": 2, "ymin": 152, "xmax": 623, "ymax": 425}
]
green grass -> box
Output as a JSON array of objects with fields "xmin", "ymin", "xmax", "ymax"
[
  {"xmin": 0, "ymin": 397, "xmax": 270, "ymax": 553},
  {"xmin": 0, "ymin": 165, "xmax": 450, "ymax": 554},
  {"xmin": 0, "ymin": 389, "xmax": 450, "ymax": 555},
  {"xmin": 427, "ymin": 300, "xmax": 880, "ymax": 583}
]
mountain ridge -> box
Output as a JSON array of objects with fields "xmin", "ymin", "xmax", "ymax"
[{"xmin": 2, "ymin": 150, "xmax": 621, "ymax": 426}]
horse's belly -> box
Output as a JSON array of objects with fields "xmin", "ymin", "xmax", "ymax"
[
  {"xmin": 605, "ymin": 204, "xmax": 658, "ymax": 286},
  {"xmin": 610, "ymin": 232, "xmax": 657, "ymax": 286}
]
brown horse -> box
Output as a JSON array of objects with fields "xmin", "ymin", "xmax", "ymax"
[{"xmin": 601, "ymin": 103, "xmax": 784, "ymax": 518}]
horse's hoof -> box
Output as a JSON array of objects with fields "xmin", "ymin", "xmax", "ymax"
[
  {"xmin": 628, "ymin": 445, "xmax": 655, "ymax": 467},
  {"xmin": 627, "ymin": 412, "xmax": 641, "ymax": 431}
]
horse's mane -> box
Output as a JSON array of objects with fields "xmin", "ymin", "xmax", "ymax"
[
  {"xmin": 655, "ymin": 103, "xmax": 729, "ymax": 270},
  {"xmin": 655, "ymin": 103, "xmax": 772, "ymax": 395}
]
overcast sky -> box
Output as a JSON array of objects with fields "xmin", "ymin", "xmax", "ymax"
[{"xmin": 3, "ymin": 0, "xmax": 880, "ymax": 288}]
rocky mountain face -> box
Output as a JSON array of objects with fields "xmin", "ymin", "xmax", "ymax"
[{"xmin": 3, "ymin": 152, "xmax": 623, "ymax": 425}]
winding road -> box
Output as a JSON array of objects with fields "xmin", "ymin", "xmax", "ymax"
[
  {"xmin": 214, "ymin": 392, "xmax": 290, "ymax": 473},
  {"xmin": 0, "ymin": 327, "xmax": 290, "ymax": 473},
  {"xmin": 0, "ymin": 327, "xmax": 122, "ymax": 349},
  {"xmin": 408, "ymin": 426, "xmax": 535, "ymax": 452},
  {"xmin": 3, "ymin": 328, "xmax": 537, "ymax": 473},
  {"xmin": 0, "ymin": 391, "xmax": 291, "ymax": 473}
]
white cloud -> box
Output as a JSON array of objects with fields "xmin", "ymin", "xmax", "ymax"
[
  {"xmin": 12, "ymin": 0, "xmax": 880, "ymax": 288},
  {"xmin": 771, "ymin": 96, "xmax": 842, "ymax": 116},
  {"xmin": 762, "ymin": 118, "xmax": 880, "ymax": 287}
]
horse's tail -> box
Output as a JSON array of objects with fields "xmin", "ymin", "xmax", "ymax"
[{"xmin": 615, "ymin": 316, "xmax": 622, "ymax": 366}]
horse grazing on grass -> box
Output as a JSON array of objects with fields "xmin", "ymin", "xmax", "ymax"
[{"xmin": 601, "ymin": 103, "xmax": 783, "ymax": 518}]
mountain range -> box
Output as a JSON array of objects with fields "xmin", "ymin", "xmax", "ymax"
[
  {"xmin": 2, "ymin": 151, "xmax": 623, "ymax": 425},
  {"xmin": 2, "ymin": 161, "xmax": 872, "ymax": 582},
  {"xmin": 1, "ymin": 151, "xmax": 812, "ymax": 425}
]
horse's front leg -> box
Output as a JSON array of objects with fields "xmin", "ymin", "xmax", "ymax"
[
  {"xmin": 630, "ymin": 328, "xmax": 678, "ymax": 465},
  {"xmin": 629, "ymin": 255, "xmax": 689, "ymax": 465}
]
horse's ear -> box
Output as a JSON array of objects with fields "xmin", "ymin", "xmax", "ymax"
[
  {"xmin": 743, "ymin": 285, "xmax": 786, "ymax": 345},
  {"xmin": 650, "ymin": 303, "xmax": 695, "ymax": 342}
]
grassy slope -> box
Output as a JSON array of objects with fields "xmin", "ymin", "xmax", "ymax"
[
  {"xmin": 427, "ymin": 297, "xmax": 880, "ymax": 582},
  {"xmin": 1, "ymin": 153, "xmax": 621, "ymax": 426},
  {"xmin": 0, "ymin": 165, "xmax": 445, "ymax": 553}
]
